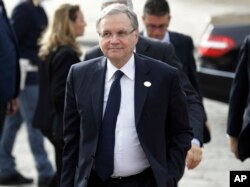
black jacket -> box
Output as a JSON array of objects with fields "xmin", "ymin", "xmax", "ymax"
[
  {"xmin": 0, "ymin": 0, "xmax": 20, "ymax": 103},
  {"xmin": 11, "ymin": 0, "xmax": 47, "ymax": 85},
  {"xmin": 33, "ymin": 46, "xmax": 80, "ymax": 131},
  {"xmin": 227, "ymin": 35, "xmax": 250, "ymax": 161}
]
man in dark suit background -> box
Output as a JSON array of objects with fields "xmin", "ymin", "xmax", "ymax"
[
  {"xmin": 227, "ymin": 35, "xmax": 250, "ymax": 161},
  {"xmin": 61, "ymin": 4, "xmax": 193, "ymax": 187},
  {"xmin": 142, "ymin": 0, "xmax": 214, "ymax": 168},
  {"xmin": 0, "ymin": 0, "xmax": 20, "ymax": 138},
  {"xmin": 142, "ymin": 0, "xmax": 200, "ymax": 93},
  {"xmin": 85, "ymin": 0, "xmax": 205, "ymax": 171}
]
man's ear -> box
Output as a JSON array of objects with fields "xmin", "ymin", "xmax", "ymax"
[{"xmin": 142, "ymin": 15, "xmax": 146, "ymax": 23}]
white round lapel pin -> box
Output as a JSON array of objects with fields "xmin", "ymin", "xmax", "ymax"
[{"xmin": 144, "ymin": 81, "xmax": 151, "ymax": 87}]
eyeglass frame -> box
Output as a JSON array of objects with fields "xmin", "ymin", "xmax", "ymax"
[
  {"xmin": 145, "ymin": 24, "xmax": 168, "ymax": 31},
  {"xmin": 98, "ymin": 28, "xmax": 136, "ymax": 40}
]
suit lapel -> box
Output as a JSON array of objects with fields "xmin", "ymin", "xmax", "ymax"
[
  {"xmin": 134, "ymin": 54, "xmax": 151, "ymax": 126},
  {"xmin": 91, "ymin": 57, "xmax": 106, "ymax": 128}
]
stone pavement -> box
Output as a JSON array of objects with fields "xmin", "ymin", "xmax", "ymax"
[{"xmin": 179, "ymin": 99, "xmax": 250, "ymax": 187}]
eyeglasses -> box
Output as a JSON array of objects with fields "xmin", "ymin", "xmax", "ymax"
[
  {"xmin": 98, "ymin": 28, "xmax": 136, "ymax": 40},
  {"xmin": 145, "ymin": 24, "xmax": 168, "ymax": 31}
]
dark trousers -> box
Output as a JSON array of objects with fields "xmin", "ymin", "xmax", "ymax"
[
  {"xmin": 87, "ymin": 168, "xmax": 157, "ymax": 187},
  {"xmin": 42, "ymin": 129, "xmax": 63, "ymax": 187},
  {"xmin": 0, "ymin": 102, "xmax": 7, "ymax": 138}
]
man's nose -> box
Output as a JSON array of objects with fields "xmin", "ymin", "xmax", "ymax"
[{"xmin": 110, "ymin": 34, "xmax": 120, "ymax": 42}]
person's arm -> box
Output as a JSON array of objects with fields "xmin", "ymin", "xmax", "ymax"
[
  {"xmin": 161, "ymin": 42, "xmax": 205, "ymax": 145},
  {"xmin": 227, "ymin": 36, "xmax": 249, "ymax": 159},
  {"xmin": 177, "ymin": 65, "xmax": 205, "ymax": 143},
  {"xmin": 228, "ymin": 136, "xmax": 239, "ymax": 159},
  {"xmin": 185, "ymin": 36, "xmax": 202, "ymax": 96},
  {"xmin": 11, "ymin": 4, "xmax": 31, "ymax": 42},
  {"xmin": 185, "ymin": 42, "xmax": 206, "ymax": 169},
  {"xmin": 6, "ymin": 99, "xmax": 19, "ymax": 115},
  {"xmin": 0, "ymin": 13, "xmax": 20, "ymax": 103},
  {"xmin": 163, "ymin": 42, "xmax": 205, "ymax": 169},
  {"xmin": 185, "ymin": 142, "xmax": 202, "ymax": 169},
  {"xmin": 60, "ymin": 66, "xmax": 80, "ymax": 187},
  {"xmin": 51, "ymin": 48, "xmax": 79, "ymax": 112},
  {"xmin": 167, "ymin": 69, "xmax": 193, "ymax": 182}
]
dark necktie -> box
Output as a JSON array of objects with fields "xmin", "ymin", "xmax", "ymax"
[{"xmin": 95, "ymin": 70, "xmax": 124, "ymax": 181}]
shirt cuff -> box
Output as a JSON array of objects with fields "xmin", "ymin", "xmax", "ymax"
[{"xmin": 191, "ymin": 138, "xmax": 201, "ymax": 147}]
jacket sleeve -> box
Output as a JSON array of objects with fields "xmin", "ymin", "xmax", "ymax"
[
  {"xmin": 60, "ymin": 66, "xmax": 80, "ymax": 187},
  {"xmin": 179, "ymin": 70, "xmax": 205, "ymax": 144},
  {"xmin": 167, "ymin": 70, "xmax": 193, "ymax": 181},
  {"xmin": 11, "ymin": 4, "xmax": 31, "ymax": 42},
  {"xmin": 163, "ymin": 43, "xmax": 205, "ymax": 145},
  {"xmin": 227, "ymin": 36, "xmax": 250, "ymax": 137},
  {"xmin": 185, "ymin": 36, "xmax": 202, "ymax": 96},
  {"xmin": 51, "ymin": 49, "xmax": 80, "ymax": 112}
]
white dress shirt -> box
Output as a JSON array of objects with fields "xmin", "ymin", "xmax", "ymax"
[{"xmin": 103, "ymin": 54, "xmax": 150, "ymax": 177}]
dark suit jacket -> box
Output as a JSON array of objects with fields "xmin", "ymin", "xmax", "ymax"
[
  {"xmin": 33, "ymin": 45, "xmax": 80, "ymax": 131},
  {"xmin": 61, "ymin": 53, "xmax": 193, "ymax": 187},
  {"xmin": 84, "ymin": 36, "xmax": 205, "ymax": 144},
  {"xmin": 168, "ymin": 31, "xmax": 211, "ymax": 143},
  {"xmin": 227, "ymin": 35, "xmax": 250, "ymax": 161},
  {"xmin": 0, "ymin": 0, "xmax": 20, "ymax": 104},
  {"xmin": 169, "ymin": 31, "xmax": 201, "ymax": 94},
  {"xmin": 11, "ymin": 0, "xmax": 47, "ymax": 65},
  {"xmin": 11, "ymin": 0, "xmax": 47, "ymax": 85}
]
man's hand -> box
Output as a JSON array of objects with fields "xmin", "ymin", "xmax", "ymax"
[
  {"xmin": 186, "ymin": 143, "xmax": 203, "ymax": 169},
  {"xmin": 6, "ymin": 99, "xmax": 19, "ymax": 115},
  {"xmin": 228, "ymin": 136, "xmax": 239, "ymax": 159}
]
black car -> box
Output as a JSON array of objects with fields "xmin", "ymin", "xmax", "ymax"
[{"xmin": 197, "ymin": 13, "xmax": 250, "ymax": 103}]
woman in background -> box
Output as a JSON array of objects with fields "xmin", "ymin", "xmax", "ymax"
[{"xmin": 33, "ymin": 3, "xmax": 86, "ymax": 186}]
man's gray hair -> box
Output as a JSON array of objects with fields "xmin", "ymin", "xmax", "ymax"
[
  {"xmin": 101, "ymin": 0, "xmax": 133, "ymax": 10},
  {"xmin": 96, "ymin": 3, "xmax": 138, "ymax": 32}
]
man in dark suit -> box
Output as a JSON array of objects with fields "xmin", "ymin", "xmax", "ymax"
[
  {"xmin": 61, "ymin": 4, "xmax": 193, "ymax": 187},
  {"xmin": 142, "ymin": 0, "xmax": 200, "ymax": 92},
  {"xmin": 227, "ymin": 35, "xmax": 250, "ymax": 161},
  {"xmin": 85, "ymin": 0, "xmax": 205, "ymax": 170},
  {"xmin": 142, "ymin": 0, "xmax": 215, "ymax": 168},
  {"xmin": 0, "ymin": 0, "xmax": 20, "ymax": 138}
]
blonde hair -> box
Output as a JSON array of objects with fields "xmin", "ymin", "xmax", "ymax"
[{"xmin": 39, "ymin": 3, "xmax": 82, "ymax": 60}]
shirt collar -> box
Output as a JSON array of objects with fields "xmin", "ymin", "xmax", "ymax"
[
  {"xmin": 106, "ymin": 54, "xmax": 135, "ymax": 81},
  {"xmin": 143, "ymin": 30, "xmax": 170, "ymax": 43},
  {"xmin": 162, "ymin": 31, "xmax": 170, "ymax": 43}
]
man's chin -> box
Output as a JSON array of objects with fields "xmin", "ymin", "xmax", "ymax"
[{"xmin": 107, "ymin": 52, "xmax": 122, "ymax": 58}]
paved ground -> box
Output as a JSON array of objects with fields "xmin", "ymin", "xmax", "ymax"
[
  {"xmin": 2, "ymin": 98, "xmax": 250, "ymax": 187},
  {"xmin": 179, "ymin": 99, "xmax": 250, "ymax": 187},
  {"xmin": 2, "ymin": 0, "xmax": 250, "ymax": 187}
]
